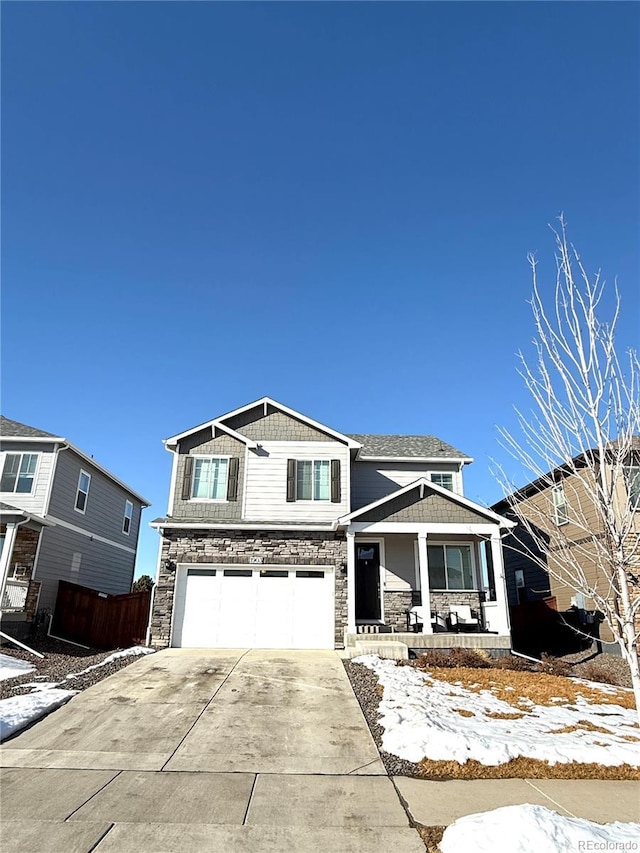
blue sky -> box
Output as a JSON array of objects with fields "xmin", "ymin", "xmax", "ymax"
[{"xmin": 3, "ymin": 2, "xmax": 638, "ymax": 579}]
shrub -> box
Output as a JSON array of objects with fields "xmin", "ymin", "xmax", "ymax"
[
  {"xmin": 537, "ymin": 654, "xmax": 572, "ymax": 678},
  {"xmin": 576, "ymin": 662, "xmax": 620, "ymax": 686},
  {"xmin": 492, "ymin": 654, "xmax": 534, "ymax": 672},
  {"xmin": 416, "ymin": 648, "xmax": 491, "ymax": 670}
]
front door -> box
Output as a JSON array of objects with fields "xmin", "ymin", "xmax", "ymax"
[{"xmin": 355, "ymin": 543, "xmax": 381, "ymax": 621}]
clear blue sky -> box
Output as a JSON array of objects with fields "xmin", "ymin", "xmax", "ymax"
[{"xmin": 3, "ymin": 2, "xmax": 638, "ymax": 579}]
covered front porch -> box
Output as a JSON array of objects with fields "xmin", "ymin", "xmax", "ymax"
[{"xmin": 338, "ymin": 478, "xmax": 514, "ymax": 650}]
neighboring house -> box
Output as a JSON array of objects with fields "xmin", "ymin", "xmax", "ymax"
[
  {"xmin": 0, "ymin": 416, "xmax": 150, "ymax": 637},
  {"xmin": 492, "ymin": 452, "xmax": 640, "ymax": 648},
  {"xmin": 150, "ymin": 397, "xmax": 514, "ymax": 652}
]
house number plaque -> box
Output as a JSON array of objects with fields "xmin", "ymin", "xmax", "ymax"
[{"xmin": 249, "ymin": 557, "xmax": 264, "ymax": 564}]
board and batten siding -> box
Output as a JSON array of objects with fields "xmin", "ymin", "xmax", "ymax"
[
  {"xmin": 46, "ymin": 449, "xmax": 143, "ymax": 547},
  {"xmin": 243, "ymin": 441, "xmax": 350, "ymax": 521},
  {"xmin": 350, "ymin": 461, "xmax": 463, "ymax": 510},
  {"xmin": 35, "ymin": 526, "xmax": 137, "ymax": 612},
  {"xmin": 0, "ymin": 442, "xmax": 58, "ymax": 516}
]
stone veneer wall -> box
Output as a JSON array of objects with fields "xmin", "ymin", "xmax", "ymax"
[
  {"xmin": 430, "ymin": 590, "xmax": 483, "ymax": 614},
  {"xmin": 0, "ymin": 525, "xmax": 40, "ymax": 582},
  {"xmin": 383, "ymin": 590, "xmax": 413, "ymax": 632},
  {"xmin": 150, "ymin": 530, "xmax": 347, "ymax": 649}
]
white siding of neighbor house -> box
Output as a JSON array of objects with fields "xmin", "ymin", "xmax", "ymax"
[
  {"xmin": 0, "ymin": 442, "xmax": 57, "ymax": 516},
  {"xmin": 350, "ymin": 461, "xmax": 463, "ymax": 510},
  {"xmin": 243, "ymin": 441, "xmax": 350, "ymax": 521}
]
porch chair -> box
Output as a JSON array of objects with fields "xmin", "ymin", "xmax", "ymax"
[
  {"xmin": 447, "ymin": 605, "xmax": 480, "ymax": 632},
  {"xmin": 407, "ymin": 606, "xmax": 427, "ymax": 633}
]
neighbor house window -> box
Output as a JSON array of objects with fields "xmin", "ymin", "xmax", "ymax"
[
  {"xmin": 123, "ymin": 500, "xmax": 133, "ymax": 534},
  {"xmin": 296, "ymin": 460, "xmax": 330, "ymax": 501},
  {"xmin": 75, "ymin": 470, "xmax": 91, "ymax": 513},
  {"xmin": 1, "ymin": 453, "xmax": 39, "ymax": 494},
  {"xmin": 192, "ymin": 457, "xmax": 229, "ymax": 500},
  {"xmin": 431, "ymin": 472, "xmax": 454, "ymax": 491},
  {"xmin": 626, "ymin": 467, "xmax": 640, "ymax": 511},
  {"xmin": 427, "ymin": 544, "xmax": 474, "ymax": 590},
  {"xmin": 552, "ymin": 484, "xmax": 568, "ymax": 525}
]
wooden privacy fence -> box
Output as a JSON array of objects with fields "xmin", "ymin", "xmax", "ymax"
[{"xmin": 51, "ymin": 580, "xmax": 151, "ymax": 649}]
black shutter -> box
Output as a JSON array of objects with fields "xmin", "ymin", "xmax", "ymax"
[
  {"xmin": 286, "ymin": 459, "xmax": 296, "ymax": 502},
  {"xmin": 331, "ymin": 459, "xmax": 341, "ymax": 503},
  {"xmin": 181, "ymin": 456, "xmax": 194, "ymax": 500},
  {"xmin": 227, "ymin": 457, "xmax": 239, "ymax": 501}
]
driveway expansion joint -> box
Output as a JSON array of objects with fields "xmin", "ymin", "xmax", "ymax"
[
  {"xmin": 242, "ymin": 774, "xmax": 259, "ymax": 825},
  {"xmin": 523, "ymin": 779, "xmax": 577, "ymax": 818},
  {"xmin": 87, "ymin": 822, "xmax": 115, "ymax": 852},
  {"xmin": 63, "ymin": 770, "xmax": 123, "ymax": 822}
]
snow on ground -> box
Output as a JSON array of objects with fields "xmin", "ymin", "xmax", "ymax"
[
  {"xmin": 354, "ymin": 655, "xmax": 640, "ymax": 767},
  {"xmin": 0, "ymin": 654, "xmax": 35, "ymax": 682},
  {"xmin": 439, "ymin": 804, "xmax": 640, "ymax": 853},
  {"xmin": 0, "ymin": 646, "xmax": 155, "ymax": 742},
  {"xmin": 0, "ymin": 688, "xmax": 77, "ymax": 741}
]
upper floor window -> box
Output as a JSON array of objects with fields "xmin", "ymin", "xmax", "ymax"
[
  {"xmin": 123, "ymin": 500, "xmax": 133, "ymax": 534},
  {"xmin": 1, "ymin": 453, "xmax": 39, "ymax": 494},
  {"xmin": 287, "ymin": 459, "xmax": 341, "ymax": 502},
  {"xmin": 552, "ymin": 484, "xmax": 568, "ymax": 526},
  {"xmin": 431, "ymin": 472, "xmax": 454, "ymax": 491},
  {"xmin": 193, "ymin": 457, "xmax": 229, "ymax": 500},
  {"xmin": 75, "ymin": 470, "xmax": 91, "ymax": 513},
  {"xmin": 626, "ymin": 466, "xmax": 640, "ymax": 511},
  {"xmin": 428, "ymin": 544, "xmax": 474, "ymax": 590}
]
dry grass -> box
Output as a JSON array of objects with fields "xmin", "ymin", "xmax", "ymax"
[
  {"xmin": 548, "ymin": 721, "xmax": 614, "ymax": 735},
  {"xmin": 417, "ymin": 825, "xmax": 445, "ymax": 853},
  {"xmin": 452, "ymin": 708, "xmax": 475, "ymax": 717},
  {"xmin": 420, "ymin": 665, "xmax": 635, "ymax": 710},
  {"xmin": 484, "ymin": 711, "xmax": 527, "ymax": 720},
  {"xmin": 417, "ymin": 756, "xmax": 640, "ymax": 781}
]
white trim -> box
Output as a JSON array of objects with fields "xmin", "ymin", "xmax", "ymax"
[
  {"xmin": 167, "ymin": 447, "xmax": 178, "ymax": 515},
  {"xmin": 3, "ymin": 437, "xmax": 150, "ymax": 505},
  {"xmin": 74, "ymin": 469, "xmax": 91, "ymax": 515},
  {"xmin": 338, "ymin": 477, "xmax": 514, "ymax": 527},
  {"xmin": 164, "ymin": 396, "xmax": 361, "ymax": 449},
  {"xmin": 0, "ymin": 450, "xmax": 42, "ymax": 497},
  {"xmin": 416, "ymin": 532, "xmax": 432, "ymax": 634},
  {"xmin": 189, "ymin": 455, "xmax": 230, "ymax": 502},
  {"xmin": 213, "ymin": 422, "xmax": 258, "ymax": 448},
  {"xmin": 346, "ymin": 531, "xmax": 356, "ymax": 633},
  {"xmin": 46, "ymin": 514, "xmax": 137, "ymax": 554},
  {"xmin": 123, "ymin": 499, "xmax": 134, "ymax": 535},
  {"xmin": 354, "ymin": 536, "xmax": 385, "ymax": 624},
  {"xmin": 150, "ymin": 522, "xmax": 336, "ymax": 532},
  {"xmin": 357, "ymin": 455, "xmax": 473, "ymax": 464},
  {"xmin": 348, "ymin": 521, "xmax": 501, "ymax": 534}
]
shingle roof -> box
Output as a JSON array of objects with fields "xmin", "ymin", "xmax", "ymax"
[
  {"xmin": 0, "ymin": 501, "xmax": 23, "ymax": 513},
  {"xmin": 348, "ymin": 434, "xmax": 471, "ymax": 460},
  {"xmin": 0, "ymin": 416, "xmax": 59, "ymax": 439}
]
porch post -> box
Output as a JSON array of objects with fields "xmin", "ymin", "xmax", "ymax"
[
  {"xmin": 490, "ymin": 533, "xmax": 511, "ymax": 635},
  {"xmin": 417, "ymin": 532, "xmax": 433, "ymax": 634},
  {"xmin": 0, "ymin": 523, "xmax": 18, "ymax": 610},
  {"xmin": 346, "ymin": 531, "xmax": 356, "ymax": 633}
]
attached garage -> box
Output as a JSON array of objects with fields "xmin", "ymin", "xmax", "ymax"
[{"xmin": 171, "ymin": 565, "xmax": 335, "ymax": 649}]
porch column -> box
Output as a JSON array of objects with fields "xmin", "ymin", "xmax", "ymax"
[
  {"xmin": 0, "ymin": 523, "xmax": 19, "ymax": 609},
  {"xmin": 417, "ymin": 532, "xmax": 433, "ymax": 634},
  {"xmin": 489, "ymin": 533, "xmax": 511, "ymax": 635},
  {"xmin": 346, "ymin": 531, "xmax": 356, "ymax": 633}
]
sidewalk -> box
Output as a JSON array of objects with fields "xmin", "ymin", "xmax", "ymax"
[{"xmin": 394, "ymin": 777, "xmax": 640, "ymax": 826}]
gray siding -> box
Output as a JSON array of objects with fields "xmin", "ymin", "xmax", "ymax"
[
  {"xmin": 47, "ymin": 449, "xmax": 143, "ymax": 546},
  {"xmin": 173, "ymin": 432, "xmax": 246, "ymax": 521},
  {"xmin": 35, "ymin": 525, "xmax": 137, "ymax": 612},
  {"xmin": 357, "ymin": 488, "xmax": 494, "ymax": 524},
  {"xmin": 226, "ymin": 407, "xmax": 334, "ymax": 442},
  {"xmin": 351, "ymin": 461, "xmax": 462, "ymax": 509}
]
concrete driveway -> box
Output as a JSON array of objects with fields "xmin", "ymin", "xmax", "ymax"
[{"xmin": 0, "ymin": 649, "xmax": 423, "ymax": 852}]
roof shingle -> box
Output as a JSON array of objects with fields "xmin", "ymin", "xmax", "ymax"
[
  {"xmin": 0, "ymin": 416, "xmax": 60, "ymax": 439},
  {"xmin": 348, "ymin": 434, "xmax": 470, "ymax": 460}
]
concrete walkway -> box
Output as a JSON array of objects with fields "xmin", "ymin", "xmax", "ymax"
[{"xmin": 0, "ymin": 649, "xmax": 423, "ymax": 852}]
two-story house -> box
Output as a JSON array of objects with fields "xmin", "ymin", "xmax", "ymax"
[
  {"xmin": 0, "ymin": 416, "xmax": 150, "ymax": 638},
  {"xmin": 149, "ymin": 398, "xmax": 514, "ymax": 652}
]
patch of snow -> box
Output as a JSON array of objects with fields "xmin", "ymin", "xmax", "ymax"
[
  {"xmin": 0, "ymin": 689, "xmax": 76, "ymax": 741},
  {"xmin": 65, "ymin": 645, "xmax": 155, "ymax": 680},
  {"xmin": 0, "ymin": 654, "xmax": 35, "ymax": 682},
  {"xmin": 439, "ymin": 804, "xmax": 640, "ymax": 853},
  {"xmin": 353, "ymin": 655, "xmax": 640, "ymax": 767}
]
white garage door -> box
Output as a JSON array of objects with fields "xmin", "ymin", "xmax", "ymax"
[{"xmin": 171, "ymin": 565, "xmax": 335, "ymax": 649}]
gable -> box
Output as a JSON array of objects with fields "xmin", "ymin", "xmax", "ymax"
[
  {"xmin": 356, "ymin": 487, "xmax": 495, "ymax": 524},
  {"xmin": 225, "ymin": 405, "xmax": 335, "ymax": 442}
]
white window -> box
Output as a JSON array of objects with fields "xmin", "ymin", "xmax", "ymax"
[
  {"xmin": 427, "ymin": 544, "xmax": 475, "ymax": 590},
  {"xmin": 296, "ymin": 460, "xmax": 330, "ymax": 501},
  {"xmin": 552, "ymin": 484, "xmax": 568, "ymax": 525},
  {"xmin": 123, "ymin": 500, "xmax": 133, "ymax": 534},
  {"xmin": 1, "ymin": 453, "xmax": 39, "ymax": 494},
  {"xmin": 626, "ymin": 467, "xmax": 640, "ymax": 511},
  {"xmin": 192, "ymin": 457, "xmax": 228, "ymax": 500},
  {"xmin": 75, "ymin": 470, "xmax": 91, "ymax": 513},
  {"xmin": 71, "ymin": 552, "xmax": 82, "ymax": 573},
  {"xmin": 431, "ymin": 472, "xmax": 454, "ymax": 491}
]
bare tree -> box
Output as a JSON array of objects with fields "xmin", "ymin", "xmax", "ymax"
[{"xmin": 496, "ymin": 216, "xmax": 640, "ymax": 720}]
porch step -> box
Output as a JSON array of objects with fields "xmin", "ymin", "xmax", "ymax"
[{"xmin": 352, "ymin": 640, "xmax": 409, "ymax": 661}]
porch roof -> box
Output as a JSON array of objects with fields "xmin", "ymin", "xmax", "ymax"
[{"xmin": 0, "ymin": 502, "xmax": 53, "ymax": 528}]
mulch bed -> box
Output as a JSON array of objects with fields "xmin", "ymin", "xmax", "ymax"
[{"xmin": 0, "ymin": 636, "xmax": 154, "ymax": 699}]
